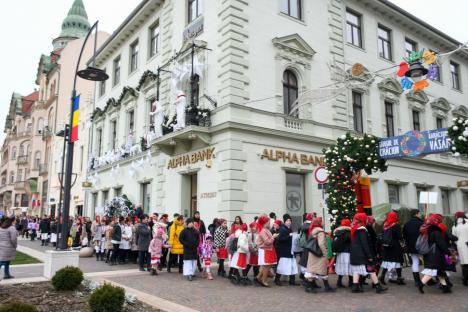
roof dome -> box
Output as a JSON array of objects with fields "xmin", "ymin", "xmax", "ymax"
[{"xmin": 59, "ymin": 0, "xmax": 90, "ymax": 39}]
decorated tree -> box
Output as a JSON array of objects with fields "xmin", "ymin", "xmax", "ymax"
[
  {"xmin": 323, "ymin": 132, "xmax": 387, "ymax": 227},
  {"xmin": 448, "ymin": 117, "xmax": 468, "ymax": 157},
  {"xmin": 104, "ymin": 195, "xmax": 134, "ymax": 218}
]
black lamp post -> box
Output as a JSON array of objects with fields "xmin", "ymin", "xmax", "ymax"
[{"xmin": 58, "ymin": 21, "xmax": 108, "ymax": 250}]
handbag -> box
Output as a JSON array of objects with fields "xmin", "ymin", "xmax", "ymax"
[{"xmin": 305, "ymin": 231, "xmax": 324, "ymax": 257}]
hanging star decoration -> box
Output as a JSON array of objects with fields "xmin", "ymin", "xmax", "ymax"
[{"xmin": 397, "ymin": 49, "xmax": 439, "ymax": 92}]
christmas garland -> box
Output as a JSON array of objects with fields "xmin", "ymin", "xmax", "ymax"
[
  {"xmin": 323, "ymin": 132, "xmax": 387, "ymax": 227},
  {"xmin": 136, "ymin": 70, "xmax": 157, "ymax": 91},
  {"xmin": 448, "ymin": 117, "xmax": 468, "ymax": 157}
]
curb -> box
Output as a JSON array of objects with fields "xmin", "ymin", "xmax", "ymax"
[
  {"xmin": 90, "ymin": 276, "xmax": 200, "ymax": 312},
  {"xmin": 17, "ymin": 245, "xmax": 46, "ymax": 262},
  {"xmin": 0, "ymin": 276, "xmax": 48, "ymax": 285}
]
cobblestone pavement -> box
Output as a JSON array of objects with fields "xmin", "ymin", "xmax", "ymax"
[
  {"xmin": 14, "ymin": 239, "xmax": 468, "ymax": 312},
  {"xmin": 107, "ymin": 269, "xmax": 467, "ymax": 312}
]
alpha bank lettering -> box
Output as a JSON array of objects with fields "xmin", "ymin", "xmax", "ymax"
[
  {"xmin": 379, "ymin": 128, "xmax": 450, "ymax": 159},
  {"xmin": 167, "ymin": 147, "xmax": 215, "ymax": 169},
  {"xmin": 260, "ymin": 149, "xmax": 324, "ymax": 166}
]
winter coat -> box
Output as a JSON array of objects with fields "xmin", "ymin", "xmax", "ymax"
[
  {"xmin": 366, "ymin": 225, "xmax": 378, "ymax": 257},
  {"xmin": 131, "ymin": 224, "xmax": 139, "ymax": 251},
  {"xmin": 168, "ymin": 219, "xmax": 184, "ymax": 255},
  {"xmin": 298, "ymin": 221, "xmax": 311, "ymax": 267},
  {"xmin": 179, "ymin": 227, "xmax": 200, "ymax": 260},
  {"xmin": 136, "ymin": 223, "xmax": 152, "ymax": 251},
  {"xmin": 403, "ymin": 216, "xmax": 424, "ymax": 254},
  {"xmin": 333, "ymin": 226, "xmax": 351, "ymax": 253},
  {"xmin": 277, "ymin": 225, "xmax": 294, "ymax": 258},
  {"xmin": 193, "ymin": 219, "xmax": 206, "ymax": 235},
  {"xmin": 105, "ymin": 226, "xmax": 113, "ymax": 250},
  {"xmin": 39, "ymin": 219, "xmax": 51, "ymax": 233},
  {"xmin": 0, "ymin": 226, "xmax": 18, "ymax": 261},
  {"xmin": 214, "ymin": 226, "xmax": 229, "ymax": 248},
  {"xmin": 120, "ymin": 225, "xmax": 133, "ymax": 250},
  {"xmin": 256, "ymin": 228, "xmax": 275, "ymax": 251},
  {"xmin": 111, "ymin": 224, "xmax": 122, "ymax": 243},
  {"xmin": 350, "ymin": 227, "xmax": 374, "ymax": 266},
  {"xmin": 148, "ymin": 236, "xmax": 164, "ymax": 258},
  {"xmin": 306, "ymin": 227, "xmax": 328, "ymax": 276},
  {"xmin": 93, "ymin": 224, "xmax": 106, "ymax": 242},
  {"xmin": 381, "ymin": 224, "xmax": 404, "ymax": 263},
  {"xmin": 423, "ymin": 225, "xmax": 449, "ymax": 271},
  {"xmin": 452, "ymin": 219, "xmax": 468, "ymax": 264},
  {"xmin": 247, "ymin": 232, "xmax": 258, "ymax": 255}
]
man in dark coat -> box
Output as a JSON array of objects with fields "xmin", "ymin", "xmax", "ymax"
[
  {"xmin": 39, "ymin": 216, "xmax": 51, "ymax": 246},
  {"xmin": 136, "ymin": 215, "xmax": 152, "ymax": 271},
  {"xmin": 403, "ymin": 209, "xmax": 424, "ymax": 286},
  {"xmin": 179, "ymin": 218, "xmax": 200, "ymax": 281},
  {"xmin": 110, "ymin": 217, "xmax": 123, "ymax": 265}
]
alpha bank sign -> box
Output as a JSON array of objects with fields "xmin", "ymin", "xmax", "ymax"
[{"xmin": 379, "ymin": 128, "xmax": 450, "ymax": 159}]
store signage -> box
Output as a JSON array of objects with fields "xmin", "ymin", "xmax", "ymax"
[
  {"xmin": 200, "ymin": 192, "xmax": 216, "ymax": 199},
  {"xmin": 379, "ymin": 128, "xmax": 450, "ymax": 159},
  {"xmin": 314, "ymin": 166, "xmax": 329, "ymax": 184},
  {"xmin": 183, "ymin": 16, "xmax": 204, "ymax": 42},
  {"xmin": 260, "ymin": 149, "xmax": 324, "ymax": 166},
  {"xmin": 167, "ymin": 147, "xmax": 215, "ymax": 169}
]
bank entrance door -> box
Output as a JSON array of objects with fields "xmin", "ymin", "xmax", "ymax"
[{"xmin": 182, "ymin": 173, "xmax": 198, "ymax": 217}]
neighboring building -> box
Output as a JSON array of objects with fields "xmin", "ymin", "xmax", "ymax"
[
  {"xmin": 0, "ymin": 0, "xmax": 108, "ymax": 217},
  {"xmin": 82, "ymin": 0, "xmax": 468, "ymax": 229}
]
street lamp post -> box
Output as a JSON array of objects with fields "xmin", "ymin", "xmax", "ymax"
[{"xmin": 58, "ymin": 21, "xmax": 108, "ymax": 250}]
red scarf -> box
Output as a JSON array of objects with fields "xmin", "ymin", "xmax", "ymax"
[
  {"xmin": 351, "ymin": 213, "xmax": 367, "ymax": 239},
  {"xmin": 383, "ymin": 211, "xmax": 399, "ymax": 231}
]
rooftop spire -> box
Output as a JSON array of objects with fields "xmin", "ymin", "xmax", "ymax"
[{"xmin": 53, "ymin": 0, "xmax": 90, "ymax": 49}]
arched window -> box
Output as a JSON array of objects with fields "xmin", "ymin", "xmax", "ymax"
[
  {"xmin": 192, "ymin": 74, "xmax": 200, "ymax": 107},
  {"xmin": 283, "ymin": 70, "xmax": 299, "ymax": 117},
  {"xmin": 37, "ymin": 118, "xmax": 44, "ymax": 134},
  {"xmin": 19, "ymin": 145, "xmax": 24, "ymax": 157},
  {"xmin": 34, "ymin": 151, "xmax": 41, "ymax": 169},
  {"xmin": 11, "ymin": 147, "xmax": 17, "ymax": 160}
]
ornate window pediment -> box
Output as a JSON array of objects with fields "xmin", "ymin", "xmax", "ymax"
[
  {"xmin": 406, "ymin": 91, "xmax": 429, "ymax": 105},
  {"xmin": 430, "ymin": 97, "xmax": 450, "ymax": 112},
  {"xmin": 347, "ymin": 64, "xmax": 374, "ymax": 85},
  {"xmin": 118, "ymin": 86, "xmax": 138, "ymax": 105},
  {"xmin": 377, "ymin": 77, "xmax": 403, "ymax": 95},
  {"xmin": 453, "ymin": 105, "xmax": 468, "ymax": 119},
  {"xmin": 272, "ymin": 34, "xmax": 316, "ymax": 60}
]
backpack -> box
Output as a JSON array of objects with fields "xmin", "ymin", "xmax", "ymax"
[
  {"xmin": 415, "ymin": 234, "xmax": 432, "ymax": 255},
  {"xmin": 228, "ymin": 236, "xmax": 238, "ymax": 254},
  {"xmin": 378, "ymin": 229, "xmax": 393, "ymax": 248}
]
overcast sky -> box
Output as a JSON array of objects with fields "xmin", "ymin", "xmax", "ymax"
[{"xmin": 0, "ymin": 0, "xmax": 467, "ymax": 142}]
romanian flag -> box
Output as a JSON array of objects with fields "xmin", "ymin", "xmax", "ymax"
[{"xmin": 71, "ymin": 95, "xmax": 80, "ymax": 142}]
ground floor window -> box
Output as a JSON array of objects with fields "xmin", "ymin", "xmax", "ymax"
[
  {"xmin": 285, "ymin": 172, "xmax": 305, "ymax": 231},
  {"xmin": 441, "ymin": 189, "xmax": 450, "ymax": 215},
  {"xmin": 141, "ymin": 182, "xmax": 151, "ymax": 214},
  {"xmin": 92, "ymin": 193, "xmax": 98, "ymax": 211},
  {"xmin": 114, "ymin": 187, "xmax": 122, "ymax": 197},
  {"xmin": 388, "ymin": 184, "xmax": 400, "ymax": 204},
  {"xmin": 463, "ymin": 192, "xmax": 468, "ymax": 213},
  {"xmin": 102, "ymin": 190, "xmax": 109, "ymax": 206},
  {"xmin": 416, "ymin": 187, "xmax": 427, "ymax": 212},
  {"xmin": 76, "ymin": 205, "xmax": 83, "ymax": 217}
]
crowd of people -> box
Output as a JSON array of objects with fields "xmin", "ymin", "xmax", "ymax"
[{"xmin": 2, "ymin": 207, "xmax": 468, "ymax": 296}]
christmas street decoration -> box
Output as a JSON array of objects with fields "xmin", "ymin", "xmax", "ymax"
[
  {"xmin": 323, "ymin": 133, "xmax": 387, "ymax": 227},
  {"xmin": 104, "ymin": 195, "xmax": 133, "ymax": 218},
  {"xmin": 448, "ymin": 117, "xmax": 468, "ymax": 157}
]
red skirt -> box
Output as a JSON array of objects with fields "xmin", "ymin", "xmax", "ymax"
[
  {"xmin": 217, "ymin": 247, "xmax": 228, "ymax": 260},
  {"xmin": 236, "ymin": 253, "xmax": 247, "ymax": 269},
  {"xmin": 259, "ymin": 249, "xmax": 277, "ymax": 265},
  {"xmin": 249, "ymin": 254, "xmax": 258, "ymax": 266}
]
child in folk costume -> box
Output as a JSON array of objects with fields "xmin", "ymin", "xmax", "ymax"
[
  {"xmin": 148, "ymin": 227, "xmax": 165, "ymax": 276},
  {"xmin": 332, "ymin": 219, "xmax": 352, "ymax": 288},
  {"xmin": 104, "ymin": 219, "xmax": 114, "ymax": 263},
  {"xmin": 227, "ymin": 224, "xmax": 241, "ymax": 280},
  {"xmin": 256, "ymin": 215, "xmax": 279, "ymax": 287},
  {"xmin": 214, "ymin": 219, "xmax": 229, "ymax": 277},
  {"xmin": 243, "ymin": 222, "xmax": 259, "ymax": 284},
  {"xmin": 200, "ymin": 233, "xmax": 215, "ymax": 280},
  {"xmin": 379, "ymin": 211, "xmax": 405, "ymax": 285},
  {"xmin": 275, "ymin": 214, "xmax": 299, "ymax": 286},
  {"xmin": 93, "ymin": 217, "xmax": 107, "ymax": 261},
  {"xmin": 230, "ymin": 224, "xmax": 250, "ymax": 285}
]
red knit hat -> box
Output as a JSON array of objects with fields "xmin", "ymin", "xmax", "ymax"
[
  {"xmin": 340, "ymin": 219, "xmax": 351, "ymax": 227},
  {"xmin": 249, "ymin": 221, "xmax": 257, "ymax": 229},
  {"xmin": 455, "ymin": 211, "xmax": 466, "ymax": 219},
  {"xmin": 274, "ymin": 219, "xmax": 283, "ymax": 227},
  {"xmin": 353, "ymin": 213, "xmax": 367, "ymax": 224},
  {"xmin": 257, "ymin": 215, "xmax": 269, "ymax": 231}
]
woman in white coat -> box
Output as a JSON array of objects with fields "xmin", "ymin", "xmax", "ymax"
[
  {"xmin": 120, "ymin": 217, "xmax": 133, "ymax": 264},
  {"xmin": 452, "ymin": 211, "xmax": 468, "ymax": 286}
]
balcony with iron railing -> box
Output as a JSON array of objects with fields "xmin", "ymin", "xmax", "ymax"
[
  {"xmin": 41, "ymin": 126, "xmax": 53, "ymax": 140},
  {"xmin": 16, "ymin": 154, "xmax": 29, "ymax": 165},
  {"xmin": 39, "ymin": 163, "xmax": 48, "ymax": 175}
]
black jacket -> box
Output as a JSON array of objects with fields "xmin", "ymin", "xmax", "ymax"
[
  {"xmin": 350, "ymin": 227, "xmax": 374, "ymax": 266},
  {"xmin": 136, "ymin": 223, "xmax": 152, "ymax": 251},
  {"xmin": 423, "ymin": 225, "xmax": 449, "ymax": 271},
  {"xmin": 39, "ymin": 219, "xmax": 51, "ymax": 233},
  {"xmin": 298, "ymin": 221, "xmax": 311, "ymax": 267},
  {"xmin": 333, "ymin": 226, "xmax": 351, "ymax": 253},
  {"xmin": 193, "ymin": 218, "xmax": 206, "ymax": 235},
  {"xmin": 179, "ymin": 227, "xmax": 200, "ymax": 260},
  {"xmin": 112, "ymin": 224, "xmax": 122, "ymax": 242},
  {"xmin": 381, "ymin": 225, "xmax": 404, "ymax": 263},
  {"xmin": 366, "ymin": 225, "xmax": 378, "ymax": 257},
  {"xmin": 277, "ymin": 225, "xmax": 293, "ymax": 259},
  {"xmin": 403, "ymin": 216, "xmax": 424, "ymax": 254}
]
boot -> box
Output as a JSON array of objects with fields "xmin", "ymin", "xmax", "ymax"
[
  {"xmin": 379, "ymin": 275, "xmax": 387, "ymax": 285},
  {"xmin": 396, "ymin": 277, "xmax": 406, "ymax": 285},
  {"xmin": 374, "ymin": 283, "xmax": 388, "ymax": 294},
  {"xmin": 304, "ymin": 280, "xmax": 317, "ymax": 293},
  {"xmin": 413, "ymin": 272, "xmax": 422, "ymax": 287},
  {"xmin": 351, "ymin": 283, "xmax": 362, "ymax": 293},
  {"xmin": 311, "ymin": 279, "xmax": 321, "ymax": 289},
  {"xmin": 151, "ymin": 269, "xmax": 156, "ymax": 276},
  {"xmin": 441, "ymin": 284, "xmax": 452, "ymax": 294},
  {"xmin": 348, "ymin": 276, "xmax": 353, "ymax": 288},
  {"xmin": 207, "ymin": 272, "xmax": 213, "ymax": 280},
  {"xmin": 257, "ymin": 268, "xmax": 270, "ymax": 287},
  {"xmin": 274, "ymin": 273, "xmax": 283, "ymax": 286},
  {"xmin": 289, "ymin": 275, "xmax": 300, "ymax": 286},
  {"xmin": 95, "ymin": 252, "xmax": 100, "ymax": 261},
  {"xmin": 100, "ymin": 252, "xmax": 105, "ymax": 261},
  {"xmin": 41, "ymin": 240, "xmax": 45, "ymax": 246},
  {"xmin": 323, "ymin": 280, "xmax": 335, "ymax": 292},
  {"xmin": 337, "ymin": 275, "xmax": 345, "ymax": 288}
]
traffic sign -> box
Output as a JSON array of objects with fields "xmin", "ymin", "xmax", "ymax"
[{"xmin": 314, "ymin": 166, "xmax": 328, "ymax": 184}]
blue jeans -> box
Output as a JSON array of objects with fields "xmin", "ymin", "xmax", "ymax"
[{"xmin": 0, "ymin": 261, "xmax": 11, "ymax": 276}]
